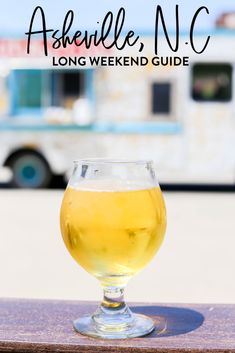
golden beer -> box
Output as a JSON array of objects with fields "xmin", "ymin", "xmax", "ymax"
[{"xmin": 60, "ymin": 181, "xmax": 166, "ymax": 287}]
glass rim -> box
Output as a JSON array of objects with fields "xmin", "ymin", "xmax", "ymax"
[{"xmin": 73, "ymin": 158, "xmax": 154, "ymax": 165}]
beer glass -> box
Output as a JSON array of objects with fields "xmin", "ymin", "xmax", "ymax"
[{"xmin": 60, "ymin": 159, "xmax": 166, "ymax": 339}]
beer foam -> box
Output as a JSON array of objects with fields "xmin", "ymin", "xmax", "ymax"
[{"xmin": 70, "ymin": 179, "xmax": 157, "ymax": 192}]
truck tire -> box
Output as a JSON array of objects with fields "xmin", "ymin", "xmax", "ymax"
[{"xmin": 8, "ymin": 152, "xmax": 52, "ymax": 188}]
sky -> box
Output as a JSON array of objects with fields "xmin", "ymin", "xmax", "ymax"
[{"xmin": 0, "ymin": 0, "xmax": 235, "ymax": 36}]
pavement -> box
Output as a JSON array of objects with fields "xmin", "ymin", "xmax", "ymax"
[{"xmin": 0, "ymin": 190, "xmax": 234, "ymax": 304}]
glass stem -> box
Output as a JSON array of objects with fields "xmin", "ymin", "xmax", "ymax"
[
  {"xmin": 92, "ymin": 286, "xmax": 134, "ymax": 331},
  {"xmin": 102, "ymin": 287, "xmax": 125, "ymax": 310}
]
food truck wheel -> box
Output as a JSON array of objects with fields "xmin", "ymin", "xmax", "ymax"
[{"xmin": 8, "ymin": 152, "xmax": 52, "ymax": 188}]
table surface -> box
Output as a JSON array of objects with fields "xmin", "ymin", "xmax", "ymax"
[{"xmin": 0, "ymin": 298, "xmax": 234, "ymax": 353}]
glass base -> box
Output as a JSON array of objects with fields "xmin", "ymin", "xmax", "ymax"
[{"xmin": 73, "ymin": 313, "xmax": 165, "ymax": 339}]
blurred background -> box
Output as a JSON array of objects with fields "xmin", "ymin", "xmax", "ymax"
[{"xmin": 0, "ymin": 0, "xmax": 234, "ymax": 304}]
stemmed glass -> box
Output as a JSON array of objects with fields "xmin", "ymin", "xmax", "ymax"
[{"xmin": 60, "ymin": 159, "xmax": 166, "ymax": 339}]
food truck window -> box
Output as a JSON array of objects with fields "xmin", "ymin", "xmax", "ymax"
[
  {"xmin": 10, "ymin": 69, "xmax": 87, "ymax": 115},
  {"xmin": 192, "ymin": 64, "xmax": 232, "ymax": 102},
  {"xmin": 62, "ymin": 72, "xmax": 82, "ymax": 96},
  {"xmin": 16, "ymin": 70, "xmax": 42, "ymax": 109},
  {"xmin": 51, "ymin": 71, "xmax": 84, "ymax": 109},
  {"xmin": 152, "ymin": 83, "xmax": 171, "ymax": 114}
]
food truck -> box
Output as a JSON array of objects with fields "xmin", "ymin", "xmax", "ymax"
[{"xmin": 0, "ymin": 30, "xmax": 235, "ymax": 188}]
